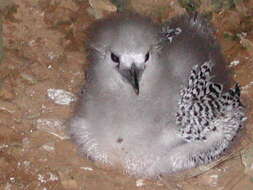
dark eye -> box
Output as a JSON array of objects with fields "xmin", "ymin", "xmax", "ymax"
[
  {"xmin": 111, "ymin": 52, "xmax": 120, "ymax": 63},
  {"xmin": 145, "ymin": 52, "xmax": 150, "ymax": 62}
]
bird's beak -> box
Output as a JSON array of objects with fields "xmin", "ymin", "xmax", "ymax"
[
  {"xmin": 130, "ymin": 64, "xmax": 140, "ymax": 95},
  {"xmin": 119, "ymin": 64, "xmax": 143, "ymax": 95}
]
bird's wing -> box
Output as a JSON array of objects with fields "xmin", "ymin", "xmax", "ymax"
[{"xmin": 176, "ymin": 61, "xmax": 246, "ymax": 143}]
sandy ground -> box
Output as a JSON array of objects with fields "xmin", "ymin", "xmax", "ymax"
[{"xmin": 0, "ymin": 0, "xmax": 253, "ymax": 189}]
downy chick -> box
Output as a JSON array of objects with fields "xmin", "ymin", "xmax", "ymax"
[{"xmin": 69, "ymin": 13, "xmax": 245, "ymax": 177}]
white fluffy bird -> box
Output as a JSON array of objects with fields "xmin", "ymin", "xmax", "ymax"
[{"xmin": 69, "ymin": 13, "xmax": 245, "ymax": 177}]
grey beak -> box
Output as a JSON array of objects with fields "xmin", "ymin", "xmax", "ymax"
[
  {"xmin": 130, "ymin": 64, "xmax": 140, "ymax": 95},
  {"xmin": 119, "ymin": 64, "xmax": 143, "ymax": 95}
]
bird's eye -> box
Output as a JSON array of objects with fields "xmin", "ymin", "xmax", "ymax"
[
  {"xmin": 145, "ymin": 52, "xmax": 150, "ymax": 62},
  {"xmin": 111, "ymin": 52, "xmax": 120, "ymax": 63}
]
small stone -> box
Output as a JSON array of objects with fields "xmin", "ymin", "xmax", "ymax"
[
  {"xmin": 36, "ymin": 119, "xmax": 69, "ymax": 140},
  {"xmin": 229, "ymin": 60, "xmax": 240, "ymax": 67},
  {"xmin": 42, "ymin": 143, "xmax": 55, "ymax": 152},
  {"xmin": 47, "ymin": 89, "xmax": 76, "ymax": 105},
  {"xmin": 9, "ymin": 177, "xmax": 15, "ymax": 183},
  {"xmin": 48, "ymin": 52, "xmax": 58, "ymax": 60},
  {"xmin": 37, "ymin": 172, "xmax": 58, "ymax": 184},
  {"xmin": 38, "ymin": 174, "xmax": 47, "ymax": 183},
  {"xmin": 136, "ymin": 179, "xmax": 145, "ymax": 187},
  {"xmin": 23, "ymin": 161, "xmax": 30, "ymax": 168},
  {"xmin": 48, "ymin": 172, "xmax": 58, "ymax": 181},
  {"xmin": 80, "ymin": 167, "xmax": 93, "ymax": 171}
]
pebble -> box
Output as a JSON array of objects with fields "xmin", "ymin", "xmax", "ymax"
[
  {"xmin": 38, "ymin": 174, "xmax": 47, "ymax": 183},
  {"xmin": 47, "ymin": 88, "xmax": 76, "ymax": 105},
  {"xmin": 48, "ymin": 172, "xmax": 59, "ymax": 181},
  {"xmin": 80, "ymin": 167, "xmax": 93, "ymax": 171},
  {"xmin": 229, "ymin": 60, "xmax": 240, "ymax": 67},
  {"xmin": 36, "ymin": 119, "xmax": 69, "ymax": 140},
  {"xmin": 136, "ymin": 179, "xmax": 145, "ymax": 187},
  {"xmin": 42, "ymin": 143, "xmax": 55, "ymax": 152}
]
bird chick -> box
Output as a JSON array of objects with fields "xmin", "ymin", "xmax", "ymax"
[{"xmin": 69, "ymin": 13, "xmax": 246, "ymax": 178}]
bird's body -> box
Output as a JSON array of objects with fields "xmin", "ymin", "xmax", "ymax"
[{"xmin": 69, "ymin": 13, "xmax": 245, "ymax": 177}]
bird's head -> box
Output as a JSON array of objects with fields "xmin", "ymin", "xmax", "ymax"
[
  {"xmin": 109, "ymin": 47, "xmax": 150, "ymax": 95},
  {"xmin": 88, "ymin": 13, "xmax": 160, "ymax": 95}
]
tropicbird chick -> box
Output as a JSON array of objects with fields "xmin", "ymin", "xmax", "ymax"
[{"xmin": 69, "ymin": 13, "xmax": 246, "ymax": 178}]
